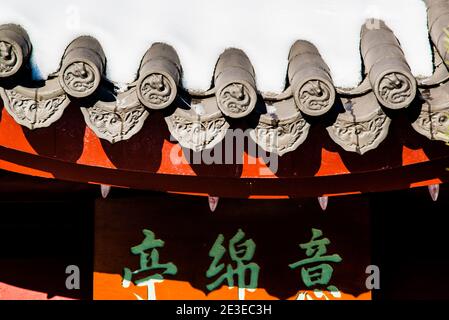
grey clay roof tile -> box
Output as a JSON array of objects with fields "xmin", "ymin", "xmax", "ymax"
[{"xmin": 0, "ymin": 1, "xmax": 448, "ymax": 156}]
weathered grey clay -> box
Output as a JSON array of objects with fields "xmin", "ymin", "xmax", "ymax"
[
  {"xmin": 214, "ymin": 48, "xmax": 257, "ymax": 118},
  {"xmin": 326, "ymin": 93, "xmax": 391, "ymax": 155},
  {"xmin": 425, "ymin": 0, "xmax": 449, "ymax": 65},
  {"xmin": 0, "ymin": 24, "xmax": 31, "ymax": 78},
  {"xmin": 59, "ymin": 36, "xmax": 106, "ymax": 98},
  {"xmin": 81, "ymin": 88, "xmax": 149, "ymax": 144},
  {"xmin": 413, "ymin": 82, "xmax": 449, "ymax": 143},
  {"xmin": 0, "ymin": 78, "xmax": 70, "ymax": 130},
  {"xmin": 419, "ymin": 48, "xmax": 449, "ymax": 86},
  {"xmin": 165, "ymin": 97, "xmax": 229, "ymax": 152},
  {"xmin": 137, "ymin": 43, "xmax": 181, "ymax": 110},
  {"xmin": 249, "ymin": 98, "xmax": 311, "ymax": 156},
  {"xmin": 288, "ymin": 40, "xmax": 335, "ymax": 116},
  {"xmin": 361, "ymin": 20, "xmax": 417, "ymax": 109},
  {"xmin": 0, "ymin": 20, "xmax": 446, "ymax": 155}
]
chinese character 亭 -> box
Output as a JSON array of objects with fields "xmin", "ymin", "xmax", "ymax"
[{"xmin": 122, "ymin": 229, "xmax": 177, "ymax": 300}]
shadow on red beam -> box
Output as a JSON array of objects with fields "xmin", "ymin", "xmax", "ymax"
[{"xmin": 0, "ymin": 145, "xmax": 447, "ymax": 198}]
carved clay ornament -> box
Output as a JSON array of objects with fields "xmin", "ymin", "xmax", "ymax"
[
  {"xmin": 361, "ymin": 20, "xmax": 417, "ymax": 110},
  {"xmin": 375, "ymin": 71, "xmax": 416, "ymax": 109},
  {"xmin": 412, "ymin": 82, "xmax": 449, "ymax": 143},
  {"xmin": 81, "ymin": 88, "xmax": 149, "ymax": 144},
  {"xmin": 165, "ymin": 96, "xmax": 230, "ymax": 152},
  {"xmin": 0, "ymin": 24, "xmax": 31, "ymax": 78},
  {"xmin": 0, "ymin": 20, "xmax": 446, "ymax": 158},
  {"xmin": 214, "ymin": 49, "xmax": 257, "ymax": 119},
  {"xmin": 288, "ymin": 40, "xmax": 336, "ymax": 116},
  {"xmin": 59, "ymin": 36, "xmax": 106, "ymax": 98},
  {"xmin": 414, "ymin": 1, "xmax": 449, "ymax": 143},
  {"xmin": 327, "ymin": 93, "xmax": 391, "ymax": 155},
  {"xmin": 418, "ymin": 47, "xmax": 449, "ymax": 87},
  {"xmin": 426, "ymin": 0, "xmax": 449, "ymax": 66},
  {"xmin": 137, "ymin": 43, "xmax": 181, "ymax": 110},
  {"xmin": 0, "ymin": 78, "xmax": 70, "ymax": 130},
  {"xmin": 249, "ymin": 98, "xmax": 311, "ymax": 156}
]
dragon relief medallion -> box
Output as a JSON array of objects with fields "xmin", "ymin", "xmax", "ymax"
[
  {"xmin": 62, "ymin": 62, "xmax": 97, "ymax": 96},
  {"xmin": 0, "ymin": 41, "xmax": 19, "ymax": 77},
  {"xmin": 217, "ymin": 83, "xmax": 255, "ymax": 117},
  {"xmin": 377, "ymin": 72, "xmax": 415, "ymax": 108},
  {"xmin": 297, "ymin": 79, "xmax": 334, "ymax": 115},
  {"xmin": 139, "ymin": 73, "xmax": 173, "ymax": 108}
]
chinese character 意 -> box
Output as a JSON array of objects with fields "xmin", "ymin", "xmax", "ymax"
[{"xmin": 289, "ymin": 228, "xmax": 342, "ymax": 300}]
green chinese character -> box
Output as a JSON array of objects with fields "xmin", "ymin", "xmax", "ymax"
[
  {"xmin": 289, "ymin": 228, "xmax": 342, "ymax": 288},
  {"xmin": 206, "ymin": 229, "xmax": 259, "ymax": 292},
  {"xmin": 123, "ymin": 229, "xmax": 177, "ymax": 286}
]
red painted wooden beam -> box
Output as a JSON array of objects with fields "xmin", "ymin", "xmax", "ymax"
[{"xmin": 0, "ymin": 105, "xmax": 447, "ymax": 198}]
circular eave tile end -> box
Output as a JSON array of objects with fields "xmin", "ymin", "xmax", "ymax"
[
  {"xmin": 374, "ymin": 70, "xmax": 417, "ymax": 110},
  {"xmin": 0, "ymin": 39, "xmax": 24, "ymax": 78},
  {"xmin": 137, "ymin": 71, "xmax": 178, "ymax": 110},
  {"xmin": 216, "ymin": 80, "xmax": 257, "ymax": 119},
  {"xmin": 59, "ymin": 59, "xmax": 101, "ymax": 98},
  {"xmin": 294, "ymin": 78, "xmax": 336, "ymax": 116}
]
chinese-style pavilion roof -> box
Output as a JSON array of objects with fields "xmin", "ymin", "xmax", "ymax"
[{"xmin": 0, "ymin": 0, "xmax": 447, "ymax": 198}]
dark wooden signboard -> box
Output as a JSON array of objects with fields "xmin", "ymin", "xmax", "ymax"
[{"xmin": 94, "ymin": 192, "xmax": 371, "ymax": 300}]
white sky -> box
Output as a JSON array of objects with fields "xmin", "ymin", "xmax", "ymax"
[{"xmin": 0, "ymin": 0, "xmax": 433, "ymax": 93}]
